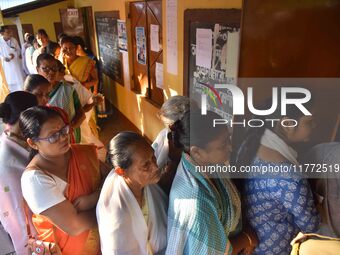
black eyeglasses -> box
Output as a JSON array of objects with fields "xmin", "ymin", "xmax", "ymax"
[
  {"xmin": 34, "ymin": 125, "xmax": 70, "ymax": 144},
  {"xmin": 40, "ymin": 66, "xmax": 59, "ymax": 73}
]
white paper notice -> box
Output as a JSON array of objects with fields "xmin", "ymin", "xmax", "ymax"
[
  {"xmin": 225, "ymin": 30, "xmax": 240, "ymax": 79},
  {"xmin": 196, "ymin": 28, "xmax": 212, "ymax": 69},
  {"xmin": 121, "ymin": 50, "xmax": 131, "ymax": 90},
  {"xmin": 166, "ymin": 0, "xmax": 177, "ymax": 75},
  {"xmin": 156, "ymin": 62, "xmax": 164, "ymax": 89},
  {"xmin": 150, "ymin": 24, "xmax": 160, "ymax": 52}
]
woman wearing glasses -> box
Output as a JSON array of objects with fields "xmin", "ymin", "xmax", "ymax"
[
  {"xmin": 36, "ymin": 53, "xmax": 85, "ymax": 143},
  {"xmin": 19, "ymin": 106, "xmax": 110, "ymax": 255}
]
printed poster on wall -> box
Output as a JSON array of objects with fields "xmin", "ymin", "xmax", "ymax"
[
  {"xmin": 190, "ymin": 24, "xmax": 240, "ymax": 122},
  {"xmin": 60, "ymin": 8, "xmax": 84, "ymax": 37},
  {"xmin": 136, "ymin": 27, "xmax": 147, "ymax": 65},
  {"xmin": 117, "ymin": 20, "xmax": 127, "ymax": 51}
]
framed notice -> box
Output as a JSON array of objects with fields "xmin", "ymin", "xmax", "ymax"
[
  {"xmin": 95, "ymin": 11, "xmax": 123, "ymax": 85},
  {"xmin": 183, "ymin": 9, "xmax": 241, "ymax": 121}
]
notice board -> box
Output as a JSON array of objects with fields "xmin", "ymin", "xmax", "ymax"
[
  {"xmin": 95, "ymin": 11, "xmax": 123, "ymax": 85},
  {"xmin": 184, "ymin": 9, "xmax": 241, "ymax": 122}
]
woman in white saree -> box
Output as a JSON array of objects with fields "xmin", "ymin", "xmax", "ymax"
[{"xmin": 97, "ymin": 131, "xmax": 168, "ymax": 255}]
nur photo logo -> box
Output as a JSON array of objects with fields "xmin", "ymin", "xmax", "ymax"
[{"xmin": 200, "ymin": 85, "xmax": 312, "ymax": 128}]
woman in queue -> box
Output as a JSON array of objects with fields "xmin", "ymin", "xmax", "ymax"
[
  {"xmin": 36, "ymin": 53, "xmax": 85, "ymax": 142},
  {"xmin": 20, "ymin": 106, "xmax": 110, "ymax": 255},
  {"xmin": 60, "ymin": 36, "xmax": 98, "ymax": 94},
  {"xmin": 166, "ymin": 110, "xmax": 258, "ymax": 255},
  {"xmin": 97, "ymin": 131, "xmax": 168, "ymax": 255},
  {"xmin": 152, "ymin": 95, "xmax": 191, "ymax": 194},
  {"xmin": 24, "ymin": 74, "xmax": 75, "ymax": 143},
  {"xmin": 236, "ymin": 97, "xmax": 320, "ymax": 254},
  {"xmin": 0, "ymin": 91, "xmax": 38, "ymax": 254}
]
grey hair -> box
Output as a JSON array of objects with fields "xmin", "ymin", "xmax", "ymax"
[
  {"xmin": 159, "ymin": 96, "xmax": 190, "ymax": 125},
  {"xmin": 107, "ymin": 131, "xmax": 147, "ymax": 169}
]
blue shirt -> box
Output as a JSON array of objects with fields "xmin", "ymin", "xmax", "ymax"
[{"xmin": 244, "ymin": 158, "xmax": 320, "ymax": 255}]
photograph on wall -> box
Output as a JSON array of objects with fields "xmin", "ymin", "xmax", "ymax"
[
  {"xmin": 136, "ymin": 27, "xmax": 147, "ymax": 65},
  {"xmin": 117, "ymin": 20, "xmax": 127, "ymax": 51}
]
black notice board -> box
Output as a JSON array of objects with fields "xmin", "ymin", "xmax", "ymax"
[
  {"xmin": 95, "ymin": 11, "xmax": 123, "ymax": 85},
  {"xmin": 184, "ymin": 9, "xmax": 241, "ymax": 121}
]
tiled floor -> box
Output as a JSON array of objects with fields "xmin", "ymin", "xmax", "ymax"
[{"xmin": 98, "ymin": 106, "xmax": 140, "ymax": 147}]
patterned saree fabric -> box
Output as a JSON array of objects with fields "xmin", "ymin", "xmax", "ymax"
[{"xmin": 166, "ymin": 153, "xmax": 241, "ymax": 255}]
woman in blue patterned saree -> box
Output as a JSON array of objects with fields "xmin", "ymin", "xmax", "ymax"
[
  {"xmin": 166, "ymin": 110, "xmax": 257, "ymax": 255},
  {"xmin": 236, "ymin": 97, "xmax": 320, "ymax": 255}
]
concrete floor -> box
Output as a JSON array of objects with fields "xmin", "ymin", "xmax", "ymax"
[{"xmin": 98, "ymin": 106, "xmax": 140, "ymax": 147}]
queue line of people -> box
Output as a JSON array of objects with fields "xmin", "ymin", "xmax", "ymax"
[
  {"xmin": 0, "ymin": 25, "xmax": 108, "ymax": 254},
  {"xmin": 1, "ymin": 91, "xmax": 340, "ymax": 254},
  {"xmin": 0, "ymin": 27, "xmax": 339, "ymax": 255}
]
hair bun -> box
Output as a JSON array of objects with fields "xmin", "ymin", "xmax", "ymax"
[
  {"xmin": 0, "ymin": 102, "xmax": 11, "ymax": 121},
  {"xmin": 170, "ymin": 119, "xmax": 184, "ymax": 148}
]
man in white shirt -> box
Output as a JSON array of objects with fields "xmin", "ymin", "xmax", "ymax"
[
  {"xmin": 0, "ymin": 26, "xmax": 25, "ymax": 92},
  {"xmin": 21, "ymin": 32, "xmax": 31, "ymax": 75},
  {"xmin": 31, "ymin": 29, "xmax": 59, "ymax": 73}
]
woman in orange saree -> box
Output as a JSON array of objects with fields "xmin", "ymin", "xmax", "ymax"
[{"xmin": 20, "ymin": 106, "xmax": 109, "ymax": 255}]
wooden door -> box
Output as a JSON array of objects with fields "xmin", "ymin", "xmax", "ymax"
[
  {"xmin": 146, "ymin": 0, "xmax": 163, "ymax": 105},
  {"xmin": 7, "ymin": 24, "xmax": 33, "ymax": 46},
  {"xmin": 236, "ymin": 0, "xmax": 340, "ymax": 146},
  {"xmin": 130, "ymin": 0, "xmax": 163, "ymax": 105},
  {"xmin": 130, "ymin": 1, "xmax": 148, "ymax": 94},
  {"xmin": 22, "ymin": 24, "xmax": 34, "ymax": 36},
  {"xmin": 54, "ymin": 22, "xmax": 63, "ymax": 41}
]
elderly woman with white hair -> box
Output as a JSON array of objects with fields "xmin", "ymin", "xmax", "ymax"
[{"xmin": 152, "ymin": 95, "xmax": 191, "ymax": 194}]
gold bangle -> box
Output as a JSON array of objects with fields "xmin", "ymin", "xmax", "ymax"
[{"xmin": 243, "ymin": 231, "xmax": 253, "ymax": 246}]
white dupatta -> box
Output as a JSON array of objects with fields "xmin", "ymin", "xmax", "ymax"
[
  {"xmin": 96, "ymin": 171, "xmax": 168, "ymax": 255},
  {"xmin": 0, "ymin": 132, "xmax": 30, "ymax": 254},
  {"xmin": 260, "ymin": 128, "xmax": 299, "ymax": 165},
  {"xmin": 152, "ymin": 128, "xmax": 169, "ymax": 170}
]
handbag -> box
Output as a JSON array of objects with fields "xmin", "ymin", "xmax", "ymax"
[
  {"xmin": 290, "ymin": 232, "xmax": 340, "ymax": 255},
  {"xmin": 24, "ymin": 200, "xmax": 62, "ymax": 255}
]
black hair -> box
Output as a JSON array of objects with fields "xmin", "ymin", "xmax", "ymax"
[
  {"xmin": 24, "ymin": 74, "xmax": 50, "ymax": 92},
  {"xmin": 36, "ymin": 29, "xmax": 48, "ymax": 38},
  {"xmin": 0, "ymin": 91, "xmax": 38, "ymax": 125},
  {"xmin": 236, "ymin": 92, "xmax": 314, "ymax": 167},
  {"xmin": 56, "ymin": 59, "xmax": 65, "ymax": 72},
  {"xmin": 0, "ymin": 26, "xmax": 9, "ymax": 33},
  {"xmin": 172, "ymin": 110, "xmax": 229, "ymax": 152},
  {"xmin": 60, "ymin": 36, "xmax": 76, "ymax": 46},
  {"xmin": 72, "ymin": 36, "xmax": 94, "ymax": 56},
  {"xmin": 57, "ymin": 33, "xmax": 67, "ymax": 41},
  {"xmin": 45, "ymin": 41, "xmax": 60, "ymax": 57},
  {"xmin": 36, "ymin": 53, "xmax": 56, "ymax": 68},
  {"xmin": 27, "ymin": 35, "xmax": 35, "ymax": 45},
  {"xmin": 108, "ymin": 131, "xmax": 147, "ymax": 169},
  {"xmin": 19, "ymin": 106, "xmax": 62, "ymax": 159},
  {"xmin": 72, "ymin": 36, "xmax": 86, "ymax": 49}
]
